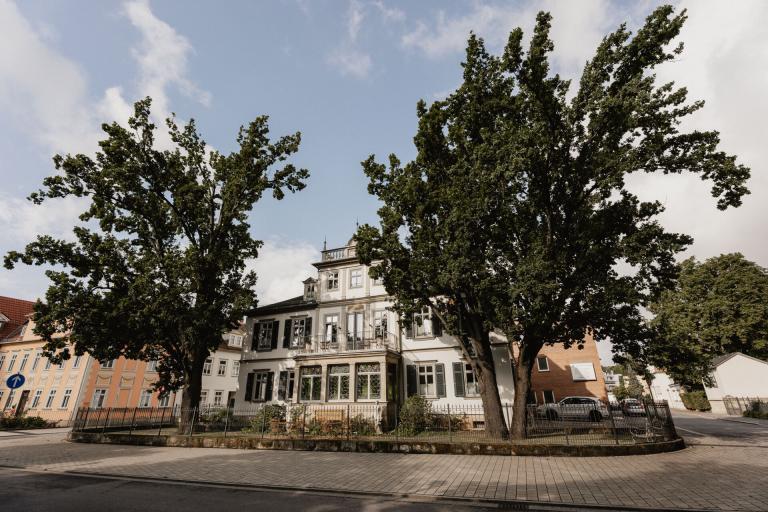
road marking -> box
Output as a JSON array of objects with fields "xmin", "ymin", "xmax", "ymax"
[{"xmin": 675, "ymin": 426, "xmax": 708, "ymax": 436}]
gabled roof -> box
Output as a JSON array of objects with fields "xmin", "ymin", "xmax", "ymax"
[
  {"xmin": 250, "ymin": 295, "xmax": 317, "ymax": 316},
  {"xmin": 0, "ymin": 295, "xmax": 36, "ymax": 341},
  {"xmin": 712, "ymin": 352, "xmax": 768, "ymax": 367}
]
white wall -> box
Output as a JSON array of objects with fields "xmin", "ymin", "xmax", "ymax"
[
  {"xmin": 650, "ymin": 371, "xmax": 685, "ymax": 410},
  {"xmin": 704, "ymin": 354, "xmax": 768, "ymax": 413}
]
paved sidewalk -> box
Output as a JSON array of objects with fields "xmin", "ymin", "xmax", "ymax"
[{"xmin": 0, "ymin": 432, "xmax": 766, "ymax": 511}]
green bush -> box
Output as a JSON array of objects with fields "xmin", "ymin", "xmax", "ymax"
[
  {"xmin": 744, "ymin": 400, "xmax": 768, "ymax": 419},
  {"xmin": 681, "ymin": 391, "xmax": 711, "ymax": 411},
  {"xmin": 0, "ymin": 415, "xmax": 53, "ymax": 429},
  {"xmin": 397, "ymin": 395, "xmax": 432, "ymax": 435},
  {"xmin": 199, "ymin": 408, "xmax": 229, "ymax": 424},
  {"xmin": 349, "ymin": 414, "xmax": 377, "ymax": 436},
  {"xmin": 429, "ymin": 413, "xmax": 464, "ymax": 431},
  {"xmin": 242, "ymin": 404, "xmax": 286, "ymax": 433}
]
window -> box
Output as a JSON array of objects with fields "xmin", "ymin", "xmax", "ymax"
[
  {"xmin": 213, "ymin": 390, "xmax": 223, "ymax": 406},
  {"xmin": 349, "ymin": 268, "xmax": 363, "ymax": 288},
  {"xmin": 57, "ymin": 360, "xmax": 65, "ymax": 371},
  {"xmin": 139, "ymin": 390, "xmax": 152, "ymax": 408},
  {"xmin": 31, "ymin": 351, "xmax": 41, "ymax": 371},
  {"xmin": 228, "ymin": 333, "xmax": 243, "ymax": 347},
  {"xmin": 5, "ymin": 390, "xmax": 15, "ymax": 410},
  {"xmin": 537, "ymin": 356, "xmax": 549, "ymax": 372},
  {"xmin": 92, "ymin": 389, "xmax": 107, "ymax": 408},
  {"xmin": 146, "ymin": 360, "xmax": 157, "ymax": 372},
  {"xmin": 252, "ymin": 371, "xmax": 273, "ymax": 402},
  {"xmin": 0, "ymin": 391, "xmax": 4, "ymax": 408},
  {"xmin": 217, "ymin": 359, "xmax": 228, "ymax": 376},
  {"xmin": 543, "ymin": 390, "xmax": 556, "ymax": 404},
  {"xmin": 346, "ymin": 312, "xmax": 363, "ymax": 346},
  {"xmin": 457, "ymin": 363, "xmax": 480, "ymax": 397},
  {"xmin": 327, "ymin": 271, "xmax": 339, "ymax": 290},
  {"xmin": 200, "ymin": 390, "xmax": 209, "ymax": 404},
  {"xmin": 232, "ymin": 361, "xmax": 240, "ymax": 378},
  {"xmin": 102, "ymin": 359, "xmax": 115, "ymax": 369},
  {"xmin": 158, "ymin": 393, "xmax": 171, "ymax": 408},
  {"xmin": 324, "ymin": 315, "xmax": 339, "ymax": 344},
  {"xmin": 31, "ymin": 389, "xmax": 42, "ymax": 408},
  {"xmin": 8, "ymin": 354, "xmax": 17, "ymax": 372},
  {"xmin": 286, "ymin": 317, "xmax": 311, "ymax": 348},
  {"xmin": 256, "ymin": 321, "xmax": 275, "ymax": 350},
  {"xmin": 203, "ymin": 358, "xmax": 212, "ymax": 376},
  {"xmin": 418, "ymin": 363, "xmax": 436, "ymax": 397},
  {"xmin": 300, "ymin": 366, "xmax": 322, "ymax": 401},
  {"xmin": 357, "ymin": 363, "xmax": 381, "ymax": 400},
  {"xmin": 570, "ymin": 362, "xmax": 597, "ymax": 381},
  {"xmin": 44, "ymin": 358, "xmax": 52, "ymax": 370},
  {"xmin": 73, "ymin": 355, "xmax": 82, "ymax": 369},
  {"xmin": 373, "ymin": 310, "xmax": 388, "ymax": 339},
  {"xmin": 19, "ymin": 353, "xmax": 29, "ymax": 372},
  {"xmin": 0, "ymin": 354, "xmax": 5, "ymax": 371},
  {"xmin": 413, "ymin": 307, "xmax": 433, "ymax": 337},
  {"xmin": 327, "ymin": 365, "xmax": 350, "ymax": 400},
  {"xmin": 277, "ymin": 370, "xmax": 295, "ymax": 401},
  {"xmin": 61, "ymin": 389, "xmax": 72, "ymax": 408},
  {"xmin": 45, "ymin": 389, "xmax": 57, "ymax": 409}
]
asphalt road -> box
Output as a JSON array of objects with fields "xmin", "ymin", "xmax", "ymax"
[
  {"xmin": 0, "ymin": 468, "xmax": 498, "ymax": 512},
  {"xmin": 671, "ymin": 409, "xmax": 768, "ymax": 446}
]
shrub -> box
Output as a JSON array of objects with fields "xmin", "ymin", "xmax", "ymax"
[
  {"xmin": 681, "ymin": 391, "xmax": 711, "ymax": 411},
  {"xmin": 199, "ymin": 408, "xmax": 229, "ymax": 424},
  {"xmin": 0, "ymin": 415, "xmax": 53, "ymax": 429},
  {"xmin": 744, "ymin": 400, "xmax": 768, "ymax": 419},
  {"xmin": 242, "ymin": 404, "xmax": 286, "ymax": 433},
  {"xmin": 429, "ymin": 412, "xmax": 464, "ymax": 431},
  {"xmin": 398, "ymin": 395, "xmax": 432, "ymax": 435},
  {"xmin": 349, "ymin": 414, "xmax": 377, "ymax": 436}
]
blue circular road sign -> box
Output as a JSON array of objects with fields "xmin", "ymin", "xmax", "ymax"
[{"xmin": 6, "ymin": 373, "xmax": 25, "ymax": 389}]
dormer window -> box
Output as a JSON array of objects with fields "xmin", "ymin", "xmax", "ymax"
[{"xmin": 303, "ymin": 279, "xmax": 317, "ymax": 301}]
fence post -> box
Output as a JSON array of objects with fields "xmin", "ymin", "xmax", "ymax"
[
  {"xmin": 81, "ymin": 407, "xmax": 90, "ymax": 432},
  {"xmin": 158, "ymin": 407, "xmax": 166, "ymax": 437},
  {"xmin": 224, "ymin": 406, "xmax": 230, "ymax": 438},
  {"xmin": 608, "ymin": 402, "xmax": 619, "ymax": 445},
  {"xmin": 447, "ymin": 404, "xmax": 452, "ymax": 443},
  {"xmin": 101, "ymin": 408, "xmax": 112, "ymax": 434},
  {"xmin": 505, "ymin": 403, "xmax": 512, "ymax": 446},
  {"xmin": 302, "ymin": 405, "xmax": 307, "ymax": 439},
  {"xmin": 346, "ymin": 403, "xmax": 351, "ymax": 441},
  {"xmin": 129, "ymin": 407, "xmax": 138, "ymax": 436},
  {"xmin": 187, "ymin": 406, "xmax": 197, "ymax": 439},
  {"xmin": 395, "ymin": 401, "xmax": 399, "ymax": 445}
]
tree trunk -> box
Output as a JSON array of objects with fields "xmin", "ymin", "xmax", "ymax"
[
  {"xmin": 470, "ymin": 331, "xmax": 509, "ymax": 439},
  {"xmin": 178, "ymin": 349, "xmax": 206, "ymax": 433},
  {"xmin": 510, "ymin": 341, "xmax": 541, "ymax": 440}
]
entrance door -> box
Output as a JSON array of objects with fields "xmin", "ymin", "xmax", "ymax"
[{"xmin": 346, "ymin": 312, "xmax": 363, "ymax": 349}]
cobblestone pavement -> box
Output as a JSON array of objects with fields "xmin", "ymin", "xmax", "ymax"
[{"xmin": 0, "ymin": 430, "xmax": 766, "ymax": 511}]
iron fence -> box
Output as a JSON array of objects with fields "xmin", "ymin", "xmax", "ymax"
[
  {"xmin": 722, "ymin": 396, "xmax": 768, "ymax": 417},
  {"xmin": 72, "ymin": 399, "xmax": 678, "ymax": 446}
]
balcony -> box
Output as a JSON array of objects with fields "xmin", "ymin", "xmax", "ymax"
[
  {"xmin": 321, "ymin": 245, "xmax": 357, "ymax": 262},
  {"xmin": 296, "ymin": 331, "xmax": 397, "ymax": 356}
]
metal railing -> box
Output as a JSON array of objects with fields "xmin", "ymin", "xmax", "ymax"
[
  {"xmin": 296, "ymin": 332, "xmax": 397, "ymax": 355},
  {"xmin": 722, "ymin": 396, "xmax": 768, "ymax": 417},
  {"xmin": 321, "ymin": 246, "xmax": 356, "ymax": 261},
  {"xmin": 71, "ymin": 399, "xmax": 678, "ymax": 446}
]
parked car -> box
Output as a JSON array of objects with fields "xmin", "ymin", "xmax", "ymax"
[
  {"xmin": 537, "ymin": 396, "xmax": 609, "ymax": 422},
  {"xmin": 620, "ymin": 398, "xmax": 646, "ymax": 416}
]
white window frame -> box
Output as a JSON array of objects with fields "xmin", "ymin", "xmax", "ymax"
[
  {"xmin": 417, "ymin": 363, "xmax": 436, "ymax": 398},
  {"xmin": 217, "ymin": 359, "xmax": 228, "ymax": 377},
  {"xmin": 146, "ymin": 360, "xmax": 157, "ymax": 372},
  {"xmin": 256, "ymin": 321, "xmax": 274, "ymax": 351},
  {"xmin": 202, "ymin": 357, "xmax": 212, "ymax": 376},
  {"xmin": 73, "ymin": 355, "xmax": 82, "ymax": 369},
  {"xmin": 158, "ymin": 393, "xmax": 171, "ymax": 408},
  {"xmin": 537, "ymin": 356, "xmax": 550, "ymax": 372},
  {"xmin": 92, "ymin": 389, "xmax": 107, "ymax": 408},
  {"xmin": 289, "ymin": 317, "xmax": 309, "ymax": 348},
  {"xmin": 19, "ymin": 353, "xmax": 29, "ymax": 372},
  {"xmin": 8, "ymin": 354, "xmax": 17, "ymax": 372},
  {"xmin": 232, "ymin": 360, "xmax": 240, "ymax": 378},
  {"xmin": 5, "ymin": 390, "xmax": 15, "ymax": 410},
  {"xmin": 31, "ymin": 389, "xmax": 42, "ymax": 408},
  {"xmin": 101, "ymin": 359, "xmax": 115, "ymax": 369},
  {"xmin": 543, "ymin": 390, "xmax": 556, "ymax": 404},
  {"xmin": 413, "ymin": 307, "xmax": 433, "ymax": 337},
  {"xmin": 44, "ymin": 358, "xmax": 52, "ymax": 371},
  {"xmin": 0, "ymin": 354, "xmax": 5, "ymax": 371},
  {"xmin": 463, "ymin": 363, "xmax": 480, "ymax": 397},
  {"xmin": 356, "ymin": 362, "xmax": 381, "ymax": 400},
  {"xmin": 213, "ymin": 390, "xmax": 223, "ymax": 406},
  {"xmin": 373, "ymin": 310, "xmax": 388, "ymax": 339},
  {"xmin": 60, "ymin": 389, "xmax": 72, "ymax": 409},
  {"xmin": 327, "ymin": 271, "xmax": 339, "ymax": 290},
  {"xmin": 324, "ymin": 314, "xmax": 339, "ymax": 344},
  {"xmin": 228, "ymin": 333, "xmax": 243, "ymax": 347},
  {"xmin": 349, "ymin": 268, "xmax": 363, "ymax": 288},
  {"xmin": 252, "ymin": 371, "xmax": 272, "ymax": 402},
  {"xmin": 31, "ymin": 351, "xmax": 41, "ymax": 371},
  {"xmin": 327, "ymin": 364, "xmax": 350, "ymax": 401},
  {"xmin": 200, "ymin": 389, "xmax": 209, "ymax": 404},
  {"xmin": 139, "ymin": 390, "xmax": 152, "ymax": 408},
  {"xmin": 44, "ymin": 389, "xmax": 57, "ymax": 409},
  {"xmin": 299, "ymin": 366, "xmax": 322, "ymax": 401}
]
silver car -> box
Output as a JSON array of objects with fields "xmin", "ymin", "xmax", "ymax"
[{"xmin": 537, "ymin": 396, "xmax": 609, "ymax": 422}]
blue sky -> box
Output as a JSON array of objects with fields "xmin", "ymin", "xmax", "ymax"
[{"xmin": 2, "ymin": 1, "xmax": 768, "ymax": 363}]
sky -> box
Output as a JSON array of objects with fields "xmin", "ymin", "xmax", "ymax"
[{"xmin": 1, "ymin": 0, "xmax": 767, "ymax": 364}]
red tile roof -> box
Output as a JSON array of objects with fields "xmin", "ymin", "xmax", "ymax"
[{"xmin": 0, "ymin": 295, "xmax": 36, "ymax": 341}]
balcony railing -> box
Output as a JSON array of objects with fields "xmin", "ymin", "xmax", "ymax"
[
  {"xmin": 296, "ymin": 331, "xmax": 396, "ymax": 355},
  {"xmin": 321, "ymin": 246, "xmax": 357, "ymax": 261}
]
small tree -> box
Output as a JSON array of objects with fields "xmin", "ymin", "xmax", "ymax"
[
  {"xmin": 357, "ymin": 6, "xmax": 749, "ymax": 439},
  {"xmin": 5, "ymin": 98, "xmax": 309, "ymax": 426},
  {"xmin": 646, "ymin": 254, "xmax": 768, "ymax": 387}
]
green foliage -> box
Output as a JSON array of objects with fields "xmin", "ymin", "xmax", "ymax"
[
  {"xmin": 349, "ymin": 414, "xmax": 377, "ymax": 436},
  {"xmin": 680, "ymin": 391, "xmax": 711, "ymax": 411},
  {"xmin": 4, "ymin": 98, "xmax": 309, "ymax": 407},
  {"xmin": 645, "ymin": 254, "xmax": 768, "ymax": 387},
  {"xmin": 243, "ymin": 404, "xmax": 286, "ymax": 433},
  {"xmin": 744, "ymin": 400, "xmax": 768, "ymax": 419},
  {"xmin": 199, "ymin": 408, "xmax": 229, "ymax": 424},
  {"xmin": 397, "ymin": 395, "xmax": 432, "ymax": 435},
  {"xmin": 0, "ymin": 415, "xmax": 53, "ymax": 429},
  {"xmin": 355, "ymin": 6, "xmax": 749, "ymax": 439}
]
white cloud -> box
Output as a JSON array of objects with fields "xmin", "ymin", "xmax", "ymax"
[
  {"xmin": 247, "ymin": 239, "xmax": 319, "ymax": 306},
  {"xmin": 372, "ymin": 0, "xmax": 405, "ymax": 23},
  {"xmin": 328, "ymin": 0, "xmax": 373, "ymax": 79}
]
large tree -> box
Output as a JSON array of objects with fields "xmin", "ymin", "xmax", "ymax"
[
  {"xmin": 356, "ymin": 6, "xmax": 749, "ymax": 439},
  {"xmin": 645, "ymin": 254, "xmax": 768, "ymax": 387},
  {"xmin": 5, "ymin": 98, "xmax": 308, "ymax": 421}
]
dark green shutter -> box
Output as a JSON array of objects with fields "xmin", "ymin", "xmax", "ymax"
[
  {"xmin": 453, "ymin": 362, "xmax": 465, "ymax": 397},
  {"xmin": 251, "ymin": 325, "xmax": 260, "ymax": 351},
  {"xmin": 283, "ymin": 320, "xmax": 292, "ymax": 348},
  {"xmin": 406, "ymin": 365, "xmax": 417, "ymax": 396},
  {"xmin": 265, "ymin": 372, "xmax": 274, "ymax": 401},
  {"xmin": 277, "ymin": 371, "xmax": 287, "ymax": 400},
  {"xmin": 270, "ymin": 320, "xmax": 279, "ymax": 349},
  {"xmin": 435, "ymin": 363, "xmax": 446, "ymax": 398},
  {"xmin": 287, "ymin": 371, "xmax": 295, "ymax": 400},
  {"xmin": 405, "ymin": 317, "xmax": 414, "ymax": 338},
  {"xmin": 304, "ymin": 317, "xmax": 312, "ymax": 344},
  {"xmin": 432, "ymin": 314, "xmax": 442, "ymax": 336},
  {"xmin": 244, "ymin": 372, "xmax": 255, "ymax": 402}
]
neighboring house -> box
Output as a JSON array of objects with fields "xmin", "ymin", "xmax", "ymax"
[
  {"xmin": 193, "ymin": 327, "xmax": 244, "ymax": 408},
  {"xmin": 80, "ymin": 357, "xmax": 174, "ymax": 410},
  {"xmin": 649, "ymin": 369, "xmax": 685, "ymax": 409},
  {"xmin": 703, "ymin": 353, "xmax": 768, "ymax": 414},
  {"xmin": 236, "ymin": 237, "xmax": 606, "ymax": 418}
]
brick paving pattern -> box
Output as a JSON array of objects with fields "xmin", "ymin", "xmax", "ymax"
[{"xmin": 0, "ymin": 430, "xmax": 766, "ymax": 510}]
